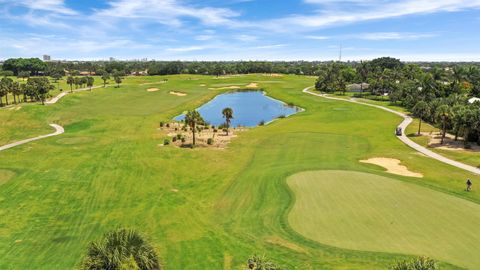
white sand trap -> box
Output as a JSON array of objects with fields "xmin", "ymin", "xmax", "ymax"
[
  {"xmin": 246, "ymin": 83, "xmax": 258, "ymax": 88},
  {"xmin": 209, "ymin": 83, "xmax": 259, "ymax": 90},
  {"xmin": 169, "ymin": 91, "xmax": 187, "ymax": 96},
  {"xmin": 147, "ymin": 88, "xmax": 159, "ymax": 92},
  {"xmin": 200, "ymin": 84, "xmax": 206, "ymax": 87},
  {"xmin": 360, "ymin": 157, "xmax": 423, "ymax": 178}
]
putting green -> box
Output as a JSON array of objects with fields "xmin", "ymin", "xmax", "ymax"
[{"xmin": 287, "ymin": 170, "xmax": 480, "ymax": 269}]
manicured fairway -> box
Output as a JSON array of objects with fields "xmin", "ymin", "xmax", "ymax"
[
  {"xmin": 0, "ymin": 74, "xmax": 478, "ymax": 269},
  {"xmin": 288, "ymin": 170, "xmax": 480, "ymax": 269}
]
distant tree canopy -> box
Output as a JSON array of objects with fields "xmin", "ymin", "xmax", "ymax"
[
  {"xmin": 369, "ymin": 57, "xmax": 403, "ymax": 71},
  {"xmin": 2, "ymin": 58, "xmax": 47, "ymax": 76}
]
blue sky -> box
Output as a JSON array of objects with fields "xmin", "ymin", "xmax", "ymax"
[{"xmin": 1, "ymin": 0, "xmax": 480, "ymax": 61}]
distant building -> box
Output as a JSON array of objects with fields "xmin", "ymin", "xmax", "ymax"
[
  {"xmin": 109, "ymin": 57, "xmax": 115, "ymax": 62},
  {"xmin": 43, "ymin": 55, "xmax": 51, "ymax": 61}
]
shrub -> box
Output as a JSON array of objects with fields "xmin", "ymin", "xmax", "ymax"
[
  {"xmin": 163, "ymin": 139, "xmax": 170, "ymax": 145},
  {"xmin": 278, "ymin": 115, "xmax": 286, "ymax": 119},
  {"xmin": 246, "ymin": 255, "xmax": 284, "ymax": 270},
  {"xmin": 207, "ymin": 138, "xmax": 214, "ymax": 145},
  {"xmin": 172, "ymin": 137, "xmax": 177, "ymax": 142},
  {"xmin": 390, "ymin": 256, "xmax": 437, "ymax": 270},
  {"xmin": 259, "ymin": 120, "xmax": 265, "ymax": 126},
  {"xmin": 159, "ymin": 122, "xmax": 164, "ymax": 128},
  {"xmin": 181, "ymin": 137, "xmax": 186, "ymax": 143},
  {"xmin": 166, "ymin": 123, "xmax": 170, "ymax": 128},
  {"xmin": 82, "ymin": 229, "xmax": 161, "ymax": 270}
]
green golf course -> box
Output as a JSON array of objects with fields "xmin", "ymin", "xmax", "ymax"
[{"xmin": 0, "ymin": 74, "xmax": 478, "ymax": 269}]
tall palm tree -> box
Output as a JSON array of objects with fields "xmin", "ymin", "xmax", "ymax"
[
  {"xmin": 184, "ymin": 110, "xmax": 204, "ymax": 147},
  {"xmin": 0, "ymin": 77, "xmax": 13, "ymax": 106},
  {"xmin": 101, "ymin": 72, "xmax": 110, "ymax": 87},
  {"xmin": 67, "ymin": 76, "xmax": 74, "ymax": 93},
  {"xmin": 222, "ymin": 107, "xmax": 234, "ymax": 135},
  {"xmin": 82, "ymin": 228, "xmax": 161, "ymax": 270},
  {"xmin": 86, "ymin": 76, "xmax": 95, "ymax": 91},
  {"xmin": 436, "ymin": 104, "xmax": 451, "ymax": 144},
  {"xmin": 412, "ymin": 101, "xmax": 430, "ymax": 135}
]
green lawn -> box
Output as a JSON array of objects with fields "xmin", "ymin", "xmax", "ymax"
[
  {"xmin": 288, "ymin": 170, "xmax": 480, "ymax": 270},
  {"xmin": 0, "ymin": 74, "xmax": 478, "ymax": 269}
]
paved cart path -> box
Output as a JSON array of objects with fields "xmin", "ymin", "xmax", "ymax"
[{"xmin": 0, "ymin": 124, "xmax": 64, "ymax": 152}]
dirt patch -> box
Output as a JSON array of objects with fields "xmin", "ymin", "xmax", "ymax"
[
  {"xmin": 360, "ymin": 157, "xmax": 423, "ymax": 178},
  {"xmin": 169, "ymin": 91, "xmax": 187, "ymax": 96},
  {"xmin": 265, "ymin": 236, "xmax": 308, "ymax": 254},
  {"xmin": 147, "ymin": 88, "xmax": 159, "ymax": 92},
  {"xmin": 422, "ymin": 132, "xmax": 480, "ymax": 152},
  {"xmin": 160, "ymin": 122, "xmax": 247, "ymax": 149},
  {"xmin": 246, "ymin": 83, "xmax": 258, "ymax": 88}
]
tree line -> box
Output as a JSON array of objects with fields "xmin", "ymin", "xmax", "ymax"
[
  {"xmin": 0, "ymin": 77, "xmax": 54, "ymax": 106},
  {"xmin": 4, "ymin": 57, "xmax": 478, "ymax": 78},
  {"xmin": 314, "ymin": 57, "xmax": 480, "ymax": 147}
]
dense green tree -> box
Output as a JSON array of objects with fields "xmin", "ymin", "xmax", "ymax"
[{"xmin": 82, "ymin": 229, "xmax": 160, "ymax": 270}]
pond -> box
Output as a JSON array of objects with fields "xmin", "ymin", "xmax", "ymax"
[{"xmin": 174, "ymin": 91, "xmax": 301, "ymax": 127}]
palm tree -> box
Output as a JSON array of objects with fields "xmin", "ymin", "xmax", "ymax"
[
  {"xmin": 67, "ymin": 76, "xmax": 74, "ymax": 93},
  {"xmin": 82, "ymin": 228, "xmax": 161, "ymax": 270},
  {"xmin": 0, "ymin": 77, "xmax": 13, "ymax": 106},
  {"xmin": 11, "ymin": 81, "xmax": 21, "ymax": 104},
  {"xmin": 435, "ymin": 104, "xmax": 451, "ymax": 144},
  {"xmin": 222, "ymin": 107, "xmax": 234, "ymax": 135},
  {"xmin": 86, "ymin": 76, "xmax": 94, "ymax": 91},
  {"xmin": 412, "ymin": 101, "xmax": 430, "ymax": 135},
  {"xmin": 101, "ymin": 72, "xmax": 110, "ymax": 87},
  {"xmin": 184, "ymin": 110, "xmax": 204, "ymax": 147}
]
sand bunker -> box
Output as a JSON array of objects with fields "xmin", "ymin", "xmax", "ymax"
[
  {"xmin": 169, "ymin": 91, "xmax": 187, "ymax": 96},
  {"xmin": 147, "ymin": 88, "xmax": 159, "ymax": 92},
  {"xmin": 360, "ymin": 157, "xmax": 423, "ymax": 178},
  {"xmin": 209, "ymin": 83, "xmax": 259, "ymax": 91}
]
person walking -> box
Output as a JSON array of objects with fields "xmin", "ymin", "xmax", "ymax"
[{"xmin": 466, "ymin": 179, "xmax": 472, "ymax": 191}]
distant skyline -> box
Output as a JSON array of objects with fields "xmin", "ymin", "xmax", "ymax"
[{"xmin": 1, "ymin": 0, "xmax": 480, "ymax": 61}]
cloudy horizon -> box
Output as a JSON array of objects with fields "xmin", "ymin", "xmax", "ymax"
[{"xmin": 1, "ymin": 0, "xmax": 480, "ymax": 62}]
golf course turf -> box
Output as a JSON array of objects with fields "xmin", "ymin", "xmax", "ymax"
[
  {"xmin": 288, "ymin": 170, "xmax": 480, "ymax": 269},
  {"xmin": 0, "ymin": 74, "xmax": 478, "ymax": 269}
]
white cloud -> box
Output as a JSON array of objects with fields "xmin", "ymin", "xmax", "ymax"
[
  {"xmin": 254, "ymin": 44, "xmax": 288, "ymax": 49},
  {"xmin": 0, "ymin": 0, "xmax": 77, "ymax": 15},
  {"xmin": 235, "ymin": 34, "xmax": 257, "ymax": 42},
  {"xmin": 166, "ymin": 46, "xmax": 209, "ymax": 52},
  {"xmin": 94, "ymin": 0, "xmax": 239, "ymax": 27},
  {"xmin": 259, "ymin": 0, "xmax": 480, "ymax": 31}
]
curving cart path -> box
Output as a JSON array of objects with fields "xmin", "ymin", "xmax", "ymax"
[
  {"xmin": 0, "ymin": 124, "xmax": 64, "ymax": 152},
  {"xmin": 45, "ymin": 85, "xmax": 106, "ymax": 105},
  {"xmin": 303, "ymin": 86, "xmax": 480, "ymax": 175}
]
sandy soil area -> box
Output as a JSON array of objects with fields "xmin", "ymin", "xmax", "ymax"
[
  {"xmin": 169, "ymin": 91, "xmax": 187, "ymax": 96},
  {"xmin": 147, "ymin": 88, "xmax": 159, "ymax": 92},
  {"xmin": 360, "ymin": 157, "xmax": 423, "ymax": 178},
  {"xmin": 161, "ymin": 122, "xmax": 246, "ymax": 149},
  {"xmin": 422, "ymin": 132, "xmax": 480, "ymax": 152}
]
